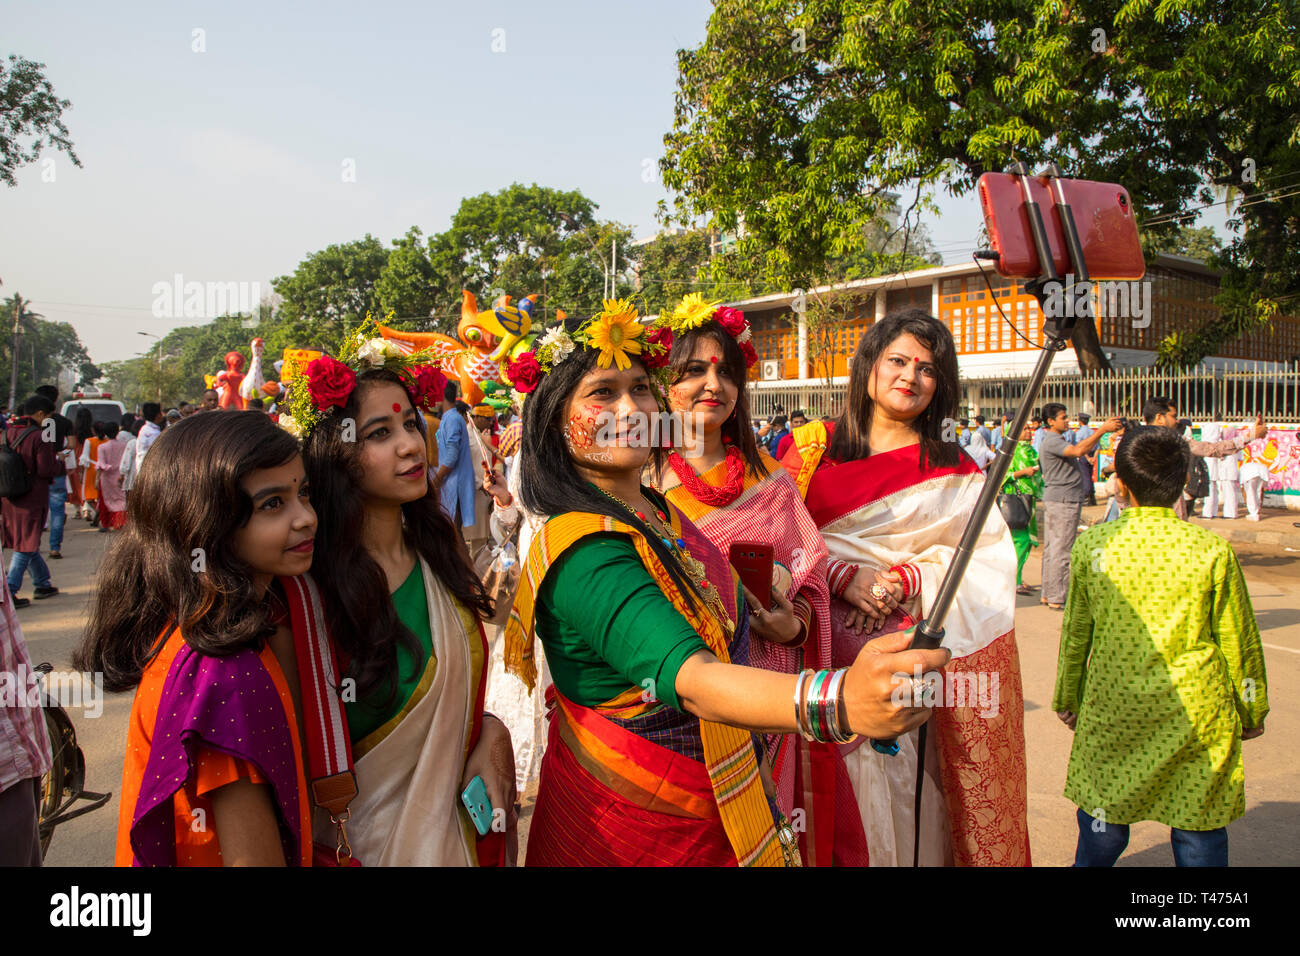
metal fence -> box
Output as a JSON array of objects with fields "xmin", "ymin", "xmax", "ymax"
[{"xmin": 750, "ymin": 361, "xmax": 1300, "ymax": 422}]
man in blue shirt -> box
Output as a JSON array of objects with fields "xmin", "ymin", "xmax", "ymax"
[
  {"xmin": 435, "ymin": 381, "xmax": 477, "ymax": 534},
  {"xmin": 1072, "ymin": 412, "xmax": 1097, "ymax": 505}
]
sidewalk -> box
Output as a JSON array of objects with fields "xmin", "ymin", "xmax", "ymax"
[{"xmin": 1081, "ymin": 503, "xmax": 1300, "ymax": 550}]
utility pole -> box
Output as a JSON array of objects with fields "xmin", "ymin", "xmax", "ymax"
[
  {"xmin": 610, "ymin": 239, "xmax": 617, "ymax": 300},
  {"xmin": 8, "ymin": 295, "xmax": 21, "ymax": 413}
]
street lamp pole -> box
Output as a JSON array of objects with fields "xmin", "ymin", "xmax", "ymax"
[{"xmin": 138, "ymin": 332, "xmax": 162, "ymax": 405}]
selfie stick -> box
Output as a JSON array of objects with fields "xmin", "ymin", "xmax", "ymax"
[{"xmin": 869, "ymin": 160, "xmax": 1111, "ymax": 861}]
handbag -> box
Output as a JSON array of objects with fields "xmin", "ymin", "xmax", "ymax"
[
  {"xmin": 997, "ymin": 492, "xmax": 1033, "ymax": 531},
  {"xmin": 474, "ymin": 516, "xmax": 523, "ymax": 627},
  {"xmin": 282, "ymin": 575, "xmax": 362, "ymax": 867}
]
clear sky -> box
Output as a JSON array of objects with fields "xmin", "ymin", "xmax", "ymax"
[{"xmin": 1, "ymin": 0, "xmax": 1231, "ymax": 367}]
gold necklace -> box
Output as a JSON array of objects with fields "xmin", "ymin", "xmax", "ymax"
[{"xmin": 595, "ymin": 485, "xmax": 734, "ymax": 638}]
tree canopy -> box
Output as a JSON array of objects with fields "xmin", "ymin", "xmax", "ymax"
[
  {"xmin": 0, "ymin": 294, "xmax": 99, "ymax": 406},
  {"xmin": 660, "ymin": 0, "xmax": 1300, "ymax": 370},
  {"xmin": 0, "ymin": 55, "xmax": 81, "ymax": 187}
]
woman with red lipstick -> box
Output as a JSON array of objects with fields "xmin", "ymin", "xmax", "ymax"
[
  {"xmin": 77, "ymin": 411, "xmax": 321, "ymax": 865},
  {"xmin": 655, "ymin": 296, "xmax": 866, "ymax": 866},
  {"xmin": 301, "ymin": 342, "xmax": 514, "ymax": 866},
  {"xmin": 781, "ymin": 309, "xmax": 1029, "ymax": 867}
]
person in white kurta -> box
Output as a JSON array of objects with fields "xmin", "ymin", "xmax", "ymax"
[
  {"xmin": 1239, "ymin": 428, "xmax": 1269, "ymax": 521},
  {"xmin": 1199, "ymin": 423, "xmax": 1237, "ymax": 519}
]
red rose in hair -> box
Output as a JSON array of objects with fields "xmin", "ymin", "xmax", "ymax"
[
  {"xmin": 407, "ymin": 364, "xmax": 447, "ymax": 410},
  {"xmin": 643, "ymin": 326, "xmax": 674, "ymax": 369},
  {"xmin": 305, "ymin": 355, "xmax": 357, "ymax": 410},
  {"xmin": 713, "ymin": 306, "xmax": 747, "ymax": 337},
  {"xmin": 506, "ymin": 352, "xmax": 543, "ymax": 394},
  {"xmin": 739, "ymin": 339, "xmax": 759, "ymax": 368}
]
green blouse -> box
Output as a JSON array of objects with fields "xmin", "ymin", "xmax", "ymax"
[
  {"xmin": 1001, "ymin": 438, "xmax": 1043, "ymax": 498},
  {"xmin": 536, "ymin": 532, "xmax": 712, "ymax": 712},
  {"xmin": 344, "ymin": 563, "xmax": 435, "ymax": 744}
]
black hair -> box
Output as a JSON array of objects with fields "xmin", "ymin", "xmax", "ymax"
[
  {"xmin": 142, "ymin": 402, "xmax": 161, "ymax": 422},
  {"xmin": 247, "ymin": 397, "xmax": 265, "ymax": 410},
  {"xmin": 74, "ymin": 412, "xmax": 301, "ymax": 691},
  {"xmin": 519, "ymin": 317, "xmax": 703, "ymax": 612},
  {"xmin": 1142, "ymin": 395, "xmax": 1174, "ymax": 424},
  {"xmin": 74, "ymin": 408, "xmax": 94, "ymax": 442},
  {"xmin": 771, "ymin": 415, "xmax": 788, "ymax": 428},
  {"xmin": 974, "ymin": 415, "xmax": 985, "ymax": 425},
  {"xmin": 101, "ymin": 421, "xmax": 119, "ymax": 439},
  {"xmin": 444, "ymin": 380, "xmax": 459, "ymax": 402},
  {"xmin": 791, "ymin": 409, "xmax": 807, "ymax": 420},
  {"xmin": 119, "ymin": 413, "xmax": 136, "ymax": 430},
  {"xmin": 1042, "ymin": 402, "xmax": 1067, "ymax": 423},
  {"xmin": 827, "ymin": 309, "xmax": 960, "ymax": 470},
  {"xmin": 1115, "ymin": 425, "xmax": 1189, "ymax": 508},
  {"xmin": 665, "ymin": 320, "xmax": 769, "ymax": 479},
  {"xmin": 302, "ymin": 368, "xmax": 493, "ymax": 702},
  {"xmin": 21, "ymin": 394, "xmax": 54, "ymax": 416},
  {"xmin": 35, "ymin": 385, "xmax": 58, "ymax": 403}
]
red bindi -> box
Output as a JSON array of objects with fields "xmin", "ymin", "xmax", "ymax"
[
  {"xmin": 710, "ymin": 356, "xmax": 719, "ymax": 363},
  {"xmin": 392, "ymin": 402, "xmax": 401, "ymax": 412}
]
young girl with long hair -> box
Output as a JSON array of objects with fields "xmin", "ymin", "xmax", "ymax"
[
  {"xmin": 781, "ymin": 308, "xmax": 1030, "ymax": 866},
  {"xmin": 76, "ymin": 411, "xmax": 318, "ymax": 866},
  {"xmin": 501, "ymin": 304, "xmax": 949, "ymax": 867},
  {"xmin": 300, "ymin": 359, "xmax": 513, "ymax": 867},
  {"xmin": 653, "ymin": 296, "xmax": 864, "ymax": 866}
]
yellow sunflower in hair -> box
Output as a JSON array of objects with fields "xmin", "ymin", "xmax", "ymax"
[
  {"xmin": 669, "ymin": 292, "xmax": 721, "ymax": 331},
  {"xmin": 586, "ymin": 299, "xmax": 644, "ymax": 370}
]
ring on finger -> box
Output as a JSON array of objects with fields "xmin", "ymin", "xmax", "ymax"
[{"xmin": 870, "ymin": 583, "xmax": 888, "ymax": 600}]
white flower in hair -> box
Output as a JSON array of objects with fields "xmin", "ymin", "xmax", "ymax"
[
  {"xmin": 538, "ymin": 327, "xmax": 576, "ymax": 364},
  {"xmin": 356, "ymin": 337, "xmax": 398, "ymax": 367},
  {"xmin": 278, "ymin": 414, "xmax": 303, "ymax": 439},
  {"xmin": 737, "ymin": 326, "xmax": 752, "ymax": 344}
]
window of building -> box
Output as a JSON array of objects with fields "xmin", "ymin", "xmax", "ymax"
[{"xmin": 941, "ymin": 278, "xmax": 962, "ymax": 303}]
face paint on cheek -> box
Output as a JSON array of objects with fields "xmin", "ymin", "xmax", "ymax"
[{"xmin": 564, "ymin": 408, "xmax": 599, "ymax": 452}]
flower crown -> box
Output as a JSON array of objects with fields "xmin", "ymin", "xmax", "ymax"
[
  {"xmin": 279, "ymin": 312, "xmax": 446, "ymax": 439},
  {"xmin": 503, "ymin": 294, "xmax": 756, "ymax": 401}
]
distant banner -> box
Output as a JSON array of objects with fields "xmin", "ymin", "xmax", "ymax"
[
  {"xmin": 1223, "ymin": 425, "xmax": 1300, "ymax": 497},
  {"xmin": 1096, "ymin": 425, "xmax": 1300, "ymax": 499},
  {"xmin": 281, "ymin": 348, "xmax": 322, "ymax": 382}
]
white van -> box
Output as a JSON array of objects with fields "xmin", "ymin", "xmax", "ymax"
[{"xmin": 60, "ymin": 392, "xmax": 127, "ymax": 427}]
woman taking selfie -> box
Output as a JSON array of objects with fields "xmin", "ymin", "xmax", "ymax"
[
  {"xmin": 781, "ymin": 309, "xmax": 1030, "ymax": 866},
  {"xmin": 502, "ymin": 302, "xmax": 948, "ymax": 867},
  {"xmin": 297, "ymin": 328, "xmax": 513, "ymax": 866},
  {"xmin": 654, "ymin": 294, "xmax": 866, "ymax": 866}
]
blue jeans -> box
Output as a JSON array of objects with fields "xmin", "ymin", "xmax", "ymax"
[
  {"xmin": 1074, "ymin": 808, "xmax": 1228, "ymax": 867},
  {"xmin": 7, "ymin": 550, "xmax": 52, "ymax": 595},
  {"xmin": 47, "ymin": 481, "xmax": 67, "ymax": 552}
]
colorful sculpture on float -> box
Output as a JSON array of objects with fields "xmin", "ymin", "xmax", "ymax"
[
  {"xmin": 377, "ymin": 290, "xmax": 536, "ymax": 405},
  {"xmin": 214, "ymin": 351, "xmax": 247, "ymax": 410},
  {"xmin": 239, "ymin": 338, "xmax": 266, "ymax": 402}
]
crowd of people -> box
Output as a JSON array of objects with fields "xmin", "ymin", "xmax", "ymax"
[{"xmin": 0, "ymin": 300, "xmax": 1272, "ymax": 868}]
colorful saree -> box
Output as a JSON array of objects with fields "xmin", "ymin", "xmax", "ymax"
[
  {"xmin": 326, "ymin": 557, "xmax": 502, "ymax": 866},
  {"xmin": 663, "ymin": 449, "xmax": 867, "ymax": 866},
  {"xmin": 783, "ymin": 423, "xmax": 1031, "ymax": 867},
  {"xmin": 505, "ymin": 507, "xmax": 788, "ymax": 867}
]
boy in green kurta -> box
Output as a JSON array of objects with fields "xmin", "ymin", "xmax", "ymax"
[{"xmin": 1052, "ymin": 426, "xmax": 1268, "ymax": 867}]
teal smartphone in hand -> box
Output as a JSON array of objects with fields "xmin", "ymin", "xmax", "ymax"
[{"xmin": 461, "ymin": 775, "xmax": 493, "ymax": 836}]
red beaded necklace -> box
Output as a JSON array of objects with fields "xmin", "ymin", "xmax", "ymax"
[{"xmin": 668, "ymin": 445, "xmax": 745, "ymax": 506}]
